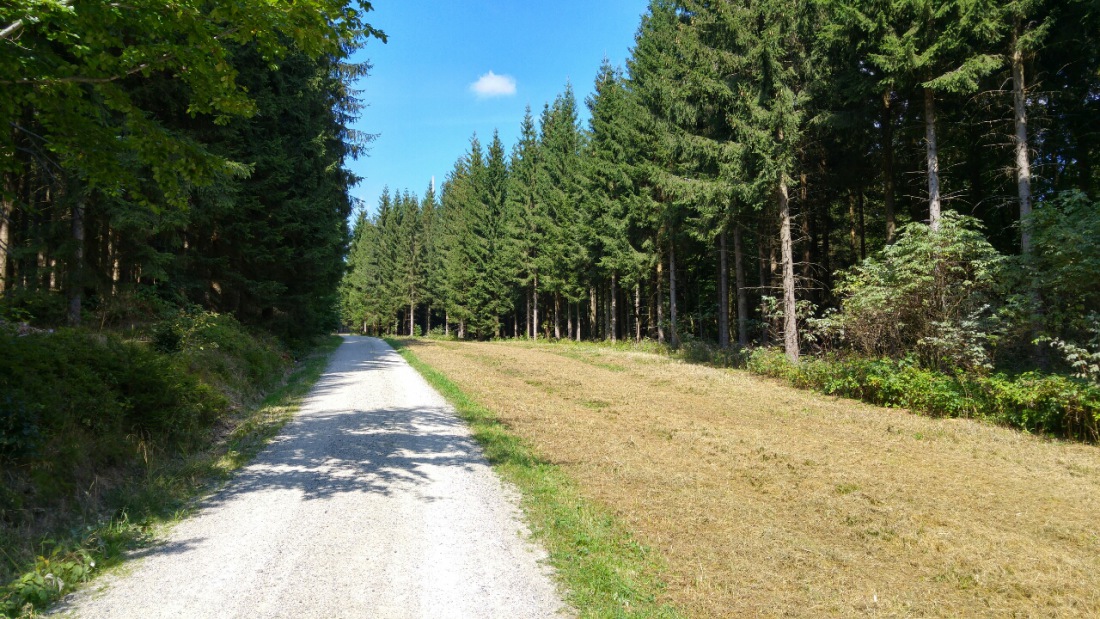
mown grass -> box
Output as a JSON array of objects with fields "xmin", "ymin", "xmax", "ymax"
[
  {"xmin": 0, "ymin": 335, "xmax": 341, "ymax": 617},
  {"xmin": 385, "ymin": 337, "xmax": 681, "ymax": 619},
  {"xmin": 407, "ymin": 338, "xmax": 1100, "ymax": 617}
]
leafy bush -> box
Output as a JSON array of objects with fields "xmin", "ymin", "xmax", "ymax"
[
  {"xmin": 1039, "ymin": 311, "xmax": 1100, "ymax": 387},
  {"xmin": 1, "ymin": 313, "xmax": 294, "ymax": 614},
  {"xmin": 830, "ymin": 212, "xmax": 1006, "ymax": 372},
  {"xmin": 1027, "ymin": 190, "xmax": 1100, "ymax": 340},
  {"xmin": 154, "ymin": 309, "xmax": 288, "ymax": 405},
  {"xmin": 747, "ymin": 348, "xmax": 1100, "ymax": 442},
  {"xmin": 0, "ymin": 331, "xmax": 229, "ymax": 470}
]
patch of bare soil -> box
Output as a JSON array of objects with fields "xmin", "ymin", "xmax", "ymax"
[{"xmin": 406, "ymin": 339, "xmax": 1100, "ymax": 618}]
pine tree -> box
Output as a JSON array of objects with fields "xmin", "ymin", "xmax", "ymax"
[{"xmin": 507, "ymin": 107, "xmax": 547, "ymax": 339}]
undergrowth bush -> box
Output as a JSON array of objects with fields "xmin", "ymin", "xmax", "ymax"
[
  {"xmin": 154, "ymin": 309, "xmax": 288, "ymax": 405},
  {"xmin": 0, "ymin": 312, "xmax": 292, "ymax": 614},
  {"xmin": 747, "ymin": 348, "xmax": 1100, "ymax": 442}
]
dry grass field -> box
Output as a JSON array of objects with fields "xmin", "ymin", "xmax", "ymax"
[{"xmin": 404, "ymin": 339, "xmax": 1100, "ymax": 618}]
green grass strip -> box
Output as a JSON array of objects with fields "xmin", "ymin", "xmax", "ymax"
[
  {"xmin": 385, "ymin": 337, "xmax": 681, "ymax": 619},
  {"xmin": 2, "ymin": 336, "xmax": 343, "ymax": 618}
]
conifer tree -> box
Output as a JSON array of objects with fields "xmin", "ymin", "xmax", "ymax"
[{"xmin": 507, "ymin": 107, "xmax": 547, "ymax": 339}]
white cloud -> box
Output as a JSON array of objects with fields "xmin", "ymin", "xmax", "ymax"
[{"xmin": 470, "ymin": 71, "xmax": 517, "ymax": 98}]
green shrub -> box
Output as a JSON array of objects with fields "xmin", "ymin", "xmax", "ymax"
[
  {"xmin": 830, "ymin": 212, "xmax": 1006, "ymax": 372},
  {"xmin": 154, "ymin": 309, "xmax": 287, "ymax": 405},
  {"xmin": 0, "ymin": 330, "xmax": 230, "ymax": 473},
  {"xmin": 747, "ymin": 348, "xmax": 1100, "ymax": 442}
]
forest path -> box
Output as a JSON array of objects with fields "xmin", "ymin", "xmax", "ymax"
[{"xmin": 51, "ymin": 336, "xmax": 567, "ymax": 619}]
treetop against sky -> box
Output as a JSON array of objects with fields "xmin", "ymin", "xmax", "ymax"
[{"xmin": 346, "ymin": 1, "xmax": 648, "ymax": 215}]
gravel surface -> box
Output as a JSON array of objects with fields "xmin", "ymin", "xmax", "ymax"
[{"xmin": 52, "ymin": 336, "xmax": 568, "ymax": 619}]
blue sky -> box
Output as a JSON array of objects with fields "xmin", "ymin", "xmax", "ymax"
[{"xmin": 346, "ymin": 1, "xmax": 650, "ymax": 214}]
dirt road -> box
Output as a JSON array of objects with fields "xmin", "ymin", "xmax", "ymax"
[{"xmin": 52, "ymin": 336, "xmax": 566, "ymax": 619}]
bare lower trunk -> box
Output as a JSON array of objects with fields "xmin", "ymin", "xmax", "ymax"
[
  {"xmin": 458, "ymin": 319, "xmax": 465, "ymax": 339},
  {"xmin": 567, "ymin": 301, "xmax": 574, "ymax": 341},
  {"xmin": 1012, "ymin": 41, "xmax": 1033, "ymax": 255},
  {"xmin": 589, "ymin": 285, "xmax": 597, "ymax": 340},
  {"xmin": 656, "ymin": 246, "xmax": 665, "ymax": 345},
  {"xmin": 409, "ymin": 301, "xmax": 416, "ymax": 336},
  {"xmin": 758, "ymin": 227, "xmax": 769, "ymax": 345},
  {"xmin": 0, "ymin": 177, "xmax": 12, "ymax": 294},
  {"xmin": 883, "ymin": 91, "xmax": 897, "ymax": 243},
  {"xmin": 669, "ymin": 238, "xmax": 680, "ymax": 348},
  {"xmin": 634, "ymin": 283, "xmax": 642, "ymax": 343},
  {"xmin": 848, "ymin": 190, "xmax": 858, "ymax": 257},
  {"xmin": 858, "ymin": 186, "xmax": 866, "ymax": 260},
  {"xmin": 445, "ymin": 311, "xmax": 450, "ymax": 337},
  {"xmin": 924, "ymin": 88, "xmax": 942, "ymax": 231},
  {"xmin": 610, "ymin": 271, "xmax": 618, "ymax": 343},
  {"xmin": 68, "ymin": 193, "xmax": 85, "ymax": 327},
  {"xmin": 532, "ymin": 275, "xmax": 539, "ymax": 341},
  {"xmin": 553, "ymin": 292, "xmax": 561, "ymax": 339},
  {"xmin": 574, "ymin": 303, "xmax": 580, "ymax": 342},
  {"xmin": 718, "ymin": 227, "xmax": 730, "ymax": 348},
  {"xmin": 734, "ymin": 225, "xmax": 748, "ymax": 347},
  {"xmin": 425, "ymin": 305, "xmax": 431, "ymax": 337},
  {"xmin": 779, "ymin": 175, "xmax": 799, "ymax": 363},
  {"xmin": 526, "ymin": 288, "xmax": 532, "ymax": 338}
]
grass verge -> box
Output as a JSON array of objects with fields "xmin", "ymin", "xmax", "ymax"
[
  {"xmin": 385, "ymin": 337, "xmax": 681, "ymax": 619},
  {"xmin": 0, "ymin": 335, "xmax": 342, "ymax": 617}
]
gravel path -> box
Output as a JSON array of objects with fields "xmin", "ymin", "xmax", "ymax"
[{"xmin": 52, "ymin": 336, "xmax": 568, "ymax": 619}]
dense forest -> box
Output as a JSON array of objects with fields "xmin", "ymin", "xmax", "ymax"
[
  {"xmin": 343, "ymin": 0, "xmax": 1099, "ymax": 383},
  {"xmin": 1, "ymin": 0, "xmax": 383, "ymax": 344},
  {"xmin": 1, "ymin": 3, "xmax": 384, "ymax": 610}
]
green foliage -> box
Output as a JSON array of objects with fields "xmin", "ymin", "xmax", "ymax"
[
  {"xmin": 0, "ymin": 334, "xmax": 334, "ymax": 616},
  {"xmin": 1043, "ymin": 314, "xmax": 1100, "ymax": 386},
  {"xmin": 154, "ymin": 309, "xmax": 288, "ymax": 404},
  {"xmin": 747, "ymin": 348, "xmax": 1100, "ymax": 442},
  {"xmin": 1027, "ymin": 190, "xmax": 1100, "ymax": 339},
  {"xmin": 830, "ymin": 212, "xmax": 1006, "ymax": 371}
]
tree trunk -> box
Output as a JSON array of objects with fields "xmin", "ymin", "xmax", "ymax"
[
  {"xmin": 67, "ymin": 192, "xmax": 85, "ymax": 327},
  {"xmin": 757, "ymin": 225, "xmax": 769, "ymax": 345},
  {"xmin": 459, "ymin": 319, "xmax": 465, "ymax": 339},
  {"xmin": 426, "ymin": 304, "xmax": 432, "ymax": 337},
  {"xmin": 553, "ymin": 292, "xmax": 561, "ymax": 339},
  {"xmin": 1011, "ymin": 37, "xmax": 1033, "ymax": 255},
  {"xmin": 924, "ymin": 87, "xmax": 942, "ymax": 231},
  {"xmin": 610, "ymin": 271, "xmax": 619, "ymax": 343},
  {"xmin": 445, "ymin": 310, "xmax": 450, "ymax": 337},
  {"xmin": 779, "ymin": 174, "xmax": 799, "ymax": 363},
  {"xmin": 567, "ymin": 300, "xmax": 574, "ymax": 341},
  {"xmin": 634, "ymin": 283, "xmax": 642, "ymax": 343},
  {"xmin": 848, "ymin": 189, "xmax": 858, "ymax": 258},
  {"xmin": 656, "ymin": 245, "xmax": 665, "ymax": 345},
  {"xmin": 409, "ymin": 301, "xmax": 416, "ymax": 336},
  {"xmin": 734, "ymin": 225, "xmax": 748, "ymax": 347},
  {"xmin": 718, "ymin": 226, "xmax": 730, "ymax": 348},
  {"xmin": 526, "ymin": 288, "xmax": 532, "ymax": 338},
  {"xmin": 883, "ymin": 90, "xmax": 897, "ymax": 243},
  {"xmin": 575, "ymin": 303, "xmax": 581, "ymax": 342},
  {"xmin": 858, "ymin": 186, "xmax": 866, "ymax": 260},
  {"xmin": 532, "ymin": 275, "xmax": 539, "ymax": 341},
  {"xmin": 799, "ymin": 171, "xmax": 811, "ymax": 283},
  {"xmin": 0, "ymin": 178, "xmax": 11, "ymax": 295},
  {"xmin": 589, "ymin": 285, "xmax": 597, "ymax": 340},
  {"xmin": 669, "ymin": 237, "xmax": 680, "ymax": 347}
]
